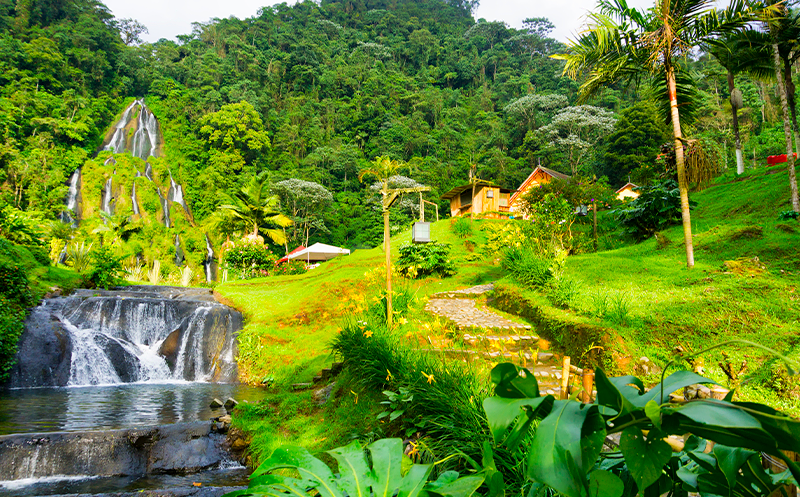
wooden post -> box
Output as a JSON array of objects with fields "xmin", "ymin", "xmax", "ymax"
[
  {"xmin": 582, "ymin": 370, "xmax": 594, "ymax": 403},
  {"xmin": 592, "ymin": 200, "xmax": 598, "ymax": 252},
  {"xmin": 561, "ymin": 356, "xmax": 571, "ymax": 400},
  {"xmin": 420, "ymin": 192, "xmax": 424, "ymax": 222},
  {"xmin": 383, "ymin": 182, "xmax": 393, "ymax": 328}
]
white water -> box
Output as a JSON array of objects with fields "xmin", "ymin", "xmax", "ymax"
[
  {"xmin": 204, "ymin": 234, "xmax": 216, "ymax": 282},
  {"xmin": 144, "ymin": 162, "xmax": 154, "ymax": 181},
  {"xmin": 172, "ymin": 307, "xmax": 212, "ymax": 381},
  {"xmin": 101, "ymin": 178, "xmax": 113, "ymax": 216},
  {"xmin": 157, "ymin": 188, "xmax": 170, "ymax": 227},
  {"xmin": 103, "ymin": 100, "xmax": 138, "ymax": 154},
  {"xmin": 0, "ymin": 475, "xmax": 99, "ymax": 491},
  {"xmin": 131, "ymin": 182, "xmax": 140, "ymax": 216},
  {"xmin": 60, "ymin": 168, "xmax": 80, "ymax": 226},
  {"xmin": 130, "ymin": 103, "xmax": 159, "ymax": 159},
  {"xmin": 169, "ymin": 173, "xmax": 188, "ymax": 213}
]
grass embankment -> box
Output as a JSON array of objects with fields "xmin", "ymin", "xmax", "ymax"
[{"xmin": 492, "ymin": 165, "xmax": 800, "ymax": 414}]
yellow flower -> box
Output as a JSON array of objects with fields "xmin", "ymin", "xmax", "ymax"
[
  {"xmin": 386, "ymin": 369, "xmax": 394, "ymax": 381},
  {"xmin": 408, "ymin": 441, "xmax": 419, "ymax": 459},
  {"xmin": 350, "ymin": 390, "xmax": 359, "ymax": 404},
  {"xmin": 364, "ymin": 330, "xmax": 374, "ymax": 338},
  {"xmin": 398, "ymin": 317, "xmax": 408, "ymax": 325},
  {"xmin": 422, "ymin": 371, "xmax": 435, "ymax": 384}
]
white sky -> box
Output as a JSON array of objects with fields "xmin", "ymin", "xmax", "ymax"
[{"xmin": 101, "ymin": 0, "xmax": 656, "ymax": 45}]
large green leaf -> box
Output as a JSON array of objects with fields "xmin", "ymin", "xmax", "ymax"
[
  {"xmin": 713, "ymin": 445, "xmax": 755, "ymax": 494},
  {"xmin": 328, "ymin": 440, "xmax": 374, "ymax": 497},
  {"xmin": 528, "ymin": 400, "xmax": 605, "ymax": 497},
  {"xmin": 483, "ymin": 395, "xmax": 554, "ymax": 447},
  {"xmin": 595, "ymin": 369, "xmax": 640, "ymax": 417},
  {"xmin": 250, "ymin": 445, "xmax": 342, "ymax": 497},
  {"xmin": 398, "ymin": 464, "xmax": 434, "ymax": 497},
  {"xmin": 369, "ymin": 439, "xmax": 403, "ymax": 497},
  {"xmin": 588, "ymin": 470, "xmax": 625, "ymax": 497},
  {"xmin": 619, "ymin": 427, "xmax": 672, "ymax": 491},
  {"xmin": 490, "ymin": 363, "xmax": 540, "ymax": 398}
]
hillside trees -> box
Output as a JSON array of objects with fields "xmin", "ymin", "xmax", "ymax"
[
  {"xmin": 272, "ymin": 179, "xmax": 334, "ymax": 247},
  {"xmin": 602, "ymin": 102, "xmax": 670, "ymax": 184},
  {"xmin": 559, "ymin": 0, "xmax": 762, "ymax": 268}
]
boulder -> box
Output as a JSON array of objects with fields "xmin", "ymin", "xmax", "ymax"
[
  {"xmin": 210, "ymin": 398, "xmax": 224, "ymax": 409},
  {"xmin": 7, "ymin": 305, "xmax": 73, "ymax": 387},
  {"xmin": 224, "ymin": 397, "xmax": 238, "ymax": 411}
]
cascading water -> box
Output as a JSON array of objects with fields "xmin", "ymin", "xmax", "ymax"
[
  {"xmin": 8, "ymin": 286, "xmax": 241, "ymax": 389},
  {"xmin": 103, "ymin": 101, "xmax": 138, "ymax": 155},
  {"xmin": 101, "ymin": 178, "xmax": 113, "ymax": 216},
  {"xmin": 59, "ymin": 168, "xmax": 80, "ymax": 226},
  {"xmin": 174, "ymin": 234, "xmax": 184, "ymax": 266},
  {"xmin": 156, "ymin": 187, "xmax": 170, "ymax": 228},
  {"xmin": 102, "ymin": 99, "xmax": 160, "ymax": 160},
  {"xmin": 130, "ymin": 104, "xmax": 160, "ymax": 160},
  {"xmin": 144, "ymin": 162, "xmax": 154, "ymax": 181},
  {"xmin": 204, "ymin": 234, "xmax": 217, "ymax": 282},
  {"xmin": 131, "ymin": 181, "xmax": 140, "ymax": 216}
]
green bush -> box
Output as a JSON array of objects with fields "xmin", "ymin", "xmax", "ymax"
[
  {"xmin": 451, "ymin": 216, "xmax": 473, "ymax": 238},
  {"xmin": 272, "ymin": 260, "xmax": 307, "ymax": 276},
  {"xmin": 397, "ymin": 242, "xmax": 456, "ymax": 279},
  {"xmin": 0, "ymin": 260, "xmax": 35, "ymax": 381},
  {"xmin": 222, "ymin": 243, "xmax": 278, "ymax": 279},
  {"xmin": 23, "ymin": 245, "xmax": 50, "ymax": 267},
  {"xmin": 548, "ymin": 277, "xmax": 580, "ymax": 309},
  {"xmin": 501, "ymin": 246, "xmax": 553, "ymax": 288},
  {"xmin": 611, "ymin": 179, "xmax": 696, "ymax": 239},
  {"xmin": 85, "ymin": 245, "xmax": 123, "ymax": 289}
]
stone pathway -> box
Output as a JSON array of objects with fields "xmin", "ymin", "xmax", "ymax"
[{"xmin": 425, "ymin": 298, "xmax": 532, "ymax": 330}]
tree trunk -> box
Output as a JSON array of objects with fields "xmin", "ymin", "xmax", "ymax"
[
  {"xmin": 727, "ymin": 71, "xmax": 744, "ymax": 175},
  {"xmin": 384, "ymin": 206, "xmax": 392, "ymax": 328},
  {"xmin": 667, "ymin": 67, "xmax": 695, "ymax": 269},
  {"xmin": 782, "ymin": 57, "xmax": 800, "ymax": 159},
  {"xmin": 772, "ymin": 42, "xmax": 800, "ymax": 212}
]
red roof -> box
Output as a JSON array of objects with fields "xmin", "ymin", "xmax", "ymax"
[{"xmin": 277, "ymin": 245, "xmax": 306, "ymax": 264}]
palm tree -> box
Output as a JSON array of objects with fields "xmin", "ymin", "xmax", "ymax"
[
  {"xmin": 218, "ymin": 173, "xmax": 292, "ymax": 246},
  {"xmin": 557, "ymin": 0, "xmax": 767, "ymax": 268},
  {"xmin": 765, "ymin": 5, "xmax": 800, "ymax": 212}
]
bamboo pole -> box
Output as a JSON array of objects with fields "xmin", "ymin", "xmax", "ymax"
[
  {"xmin": 561, "ymin": 356, "xmax": 571, "ymax": 400},
  {"xmin": 581, "ymin": 370, "xmax": 594, "ymax": 403}
]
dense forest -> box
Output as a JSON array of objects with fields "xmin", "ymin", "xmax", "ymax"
[{"xmin": 0, "ymin": 0, "xmax": 792, "ymax": 258}]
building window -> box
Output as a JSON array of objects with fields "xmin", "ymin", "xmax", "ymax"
[
  {"xmin": 486, "ymin": 190, "xmax": 494, "ymax": 198},
  {"xmin": 459, "ymin": 189, "xmax": 472, "ymax": 206},
  {"xmin": 499, "ymin": 193, "xmax": 509, "ymax": 207}
]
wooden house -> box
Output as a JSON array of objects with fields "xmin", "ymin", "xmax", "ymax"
[
  {"xmin": 441, "ymin": 180, "xmax": 513, "ymax": 218},
  {"xmin": 615, "ymin": 182, "xmax": 640, "ymax": 201},
  {"xmin": 508, "ymin": 166, "xmax": 571, "ymax": 215}
]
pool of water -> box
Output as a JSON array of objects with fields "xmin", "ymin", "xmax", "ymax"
[{"xmin": 0, "ymin": 382, "xmax": 267, "ymax": 435}]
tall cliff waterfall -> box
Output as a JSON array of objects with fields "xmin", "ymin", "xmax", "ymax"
[
  {"xmin": 103, "ymin": 99, "xmax": 160, "ymax": 160},
  {"xmin": 8, "ymin": 287, "xmax": 241, "ymax": 388}
]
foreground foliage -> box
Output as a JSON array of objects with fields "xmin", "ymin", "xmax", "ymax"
[
  {"xmin": 227, "ymin": 438, "xmax": 488, "ymax": 497},
  {"xmin": 485, "ymin": 349, "xmax": 800, "ymax": 497}
]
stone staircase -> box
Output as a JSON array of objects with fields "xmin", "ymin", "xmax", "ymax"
[{"xmin": 420, "ymin": 284, "xmax": 581, "ymax": 397}]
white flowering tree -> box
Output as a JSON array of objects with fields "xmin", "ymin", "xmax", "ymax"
[
  {"xmin": 503, "ymin": 93, "xmax": 568, "ymax": 131},
  {"xmin": 539, "ymin": 105, "xmax": 616, "ymax": 175},
  {"xmin": 272, "ymin": 179, "xmax": 333, "ymax": 249}
]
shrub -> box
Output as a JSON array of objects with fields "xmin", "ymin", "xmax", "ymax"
[
  {"xmin": 222, "ymin": 242, "xmax": 278, "ymax": 279},
  {"xmin": 611, "ymin": 179, "xmax": 696, "ymax": 239},
  {"xmin": 66, "ymin": 241, "xmax": 93, "ymax": 272},
  {"xmin": 451, "ymin": 216, "xmax": 473, "ymax": 238},
  {"xmin": 272, "ymin": 260, "xmax": 307, "ymax": 276},
  {"xmin": 501, "ymin": 246, "xmax": 553, "ymax": 288},
  {"xmin": 397, "ymin": 242, "xmax": 456, "ymax": 279},
  {"xmin": 0, "ymin": 260, "xmax": 34, "ymax": 381},
  {"xmin": 548, "ymin": 276, "xmax": 580, "ymax": 309},
  {"xmin": 85, "ymin": 245, "xmax": 123, "ymax": 289},
  {"xmin": 778, "ymin": 210, "xmax": 799, "ymax": 221}
]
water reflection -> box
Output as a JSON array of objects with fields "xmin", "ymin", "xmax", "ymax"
[{"xmin": 0, "ymin": 383, "xmax": 266, "ymax": 435}]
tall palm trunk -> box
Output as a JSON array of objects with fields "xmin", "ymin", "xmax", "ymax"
[
  {"xmin": 727, "ymin": 71, "xmax": 744, "ymax": 175},
  {"xmin": 771, "ymin": 42, "xmax": 800, "ymax": 212},
  {"xmin": 782, "ymin": 58, "xmax": 800, "ymax": 159},
  {"xmin": 667, "ymin": 67, "xmax": 695, "ymax": 269}
]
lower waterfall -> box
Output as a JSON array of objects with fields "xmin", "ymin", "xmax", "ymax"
[{"xmin": 8, "ymin": 286, "xmax": 241, "ymax": 388}]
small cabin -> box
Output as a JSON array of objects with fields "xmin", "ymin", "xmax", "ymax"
[
  {"xmin": 441, "ymin": 180, "xmax": 513, "ymax": 218},
  {"xmin": 615, "ymin": 182, "xmax": 640, "ymax": 201},
  {"xmin": 508, "ymin": 166, "xmax": 571, "ymax": 215}
]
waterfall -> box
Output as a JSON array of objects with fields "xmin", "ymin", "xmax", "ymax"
[
  {"xmin": 131, "ymin": 182, "xmax": 140, "ymax": 216},
  {"xmin": 156, "ymin": 187, "xmax": 170, "ymax": 228},
  {"xmin": 174, "ymin": 234, "xmax": 184, "ymax": 266},
  {"xmin": 144, "ymin": 162, "xmax": 154, "ymax": 182},
  {"xmin": 103, "ymin": 101, "xmax": 138, "ymax": 155},
  {"xmin": 60, "ymin": 168, "xmax": 80, "ymax": 226},
  {"xmin": 204, "ymin": 234, "xmax": 217, "ymax": 282},
  {"xmin": 130, "ymin": 103, "xmax": 160, "ymax": 160},
  {"xmin": 102, "ymin": 99, "xmax": 161, "ymax": 160},
  {"xmin": 102, "ymin": 177, "xmax": 113, "ymax": 216},
  {"xmin": 8, "ymin": 287, "xmax": 241, "ymax": 388}
]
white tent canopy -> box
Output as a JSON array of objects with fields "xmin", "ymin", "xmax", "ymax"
[{"xmin": 287, "ymin": 242, "xmax": 351, "ymax": 262}]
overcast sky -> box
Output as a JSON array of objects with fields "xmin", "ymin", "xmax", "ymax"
[{"xmin": 102, "ymin": 0, "xmax": 655, "ymax": 45}]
